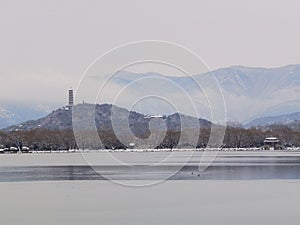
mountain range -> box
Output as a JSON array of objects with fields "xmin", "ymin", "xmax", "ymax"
[
  {"xmin": 245, "ymin": 111, "xmax": 300, "ymax": 128},
  {"xmin": 92, "ymin": 64, "xmax": 300, "ymax": 124},
  {"xmin": 1, "ymin": 64, "xmax": 300, "ymax": 129}
]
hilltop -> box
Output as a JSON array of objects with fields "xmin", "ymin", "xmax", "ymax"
[{"xmin": 3, "ymin": 103, "xmax": 211, "ymax": 133}]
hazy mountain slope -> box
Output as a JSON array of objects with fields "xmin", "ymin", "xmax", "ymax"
[
  {"xmin": 2, "ymin": 64, "xmax": 300, "ymax": 127},
  {"xmin": 209, "ymin": 65, "xmax": 300, "ymax": 123},
  {"xmin": 245, "ymin": 111, "xmax": 300, "ymax": 128},
  {"xmin": 104, "ymin": 64, "xmax": 300, "ymax": 123},
  {"xmin": 0, "ymin": 107, "xmax": 18, "ymax": 128},
  {"xmin": 0, "ymin": 104, "xmax": 52, "ymax": 129},
  {"xmin": 2, "ymin": 104, "xmax": 211, "ymax": 133}
]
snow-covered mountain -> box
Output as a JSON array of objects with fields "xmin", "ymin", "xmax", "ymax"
[
  {"xmin": 93, "ymin": 64, "xmax": 300, "ymax": 124},
  {"xmin": 208, "ymin": 64, "xmax": 300, "ymax": 123}
]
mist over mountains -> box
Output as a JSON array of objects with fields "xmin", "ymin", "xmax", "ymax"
[
  {"xmin": 1, "ymin": 64, "xmax": 300, "ymax": 129},
  {"xmin": 0, "ymin": 104, "xmax": 54, "ymax": 129},
  {"xmin": 245, "ymin": 111, "xmax": 300, "ymax": 128},
  {"xmin": 101, "ymin": 64, "xmax": 300, "ymax": 124},
  {"xmin": 211, "ymin": 64, "xmax": 300, "ymax": 123}
]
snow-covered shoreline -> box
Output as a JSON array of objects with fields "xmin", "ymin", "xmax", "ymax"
[{"xmin": 3, "ymin": 146, "xmax": 300, "ymax": 154}]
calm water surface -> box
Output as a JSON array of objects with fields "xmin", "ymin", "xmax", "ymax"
[{"xmin": 1, "ymin": 151, "xmax": 300, "ymax": 182}]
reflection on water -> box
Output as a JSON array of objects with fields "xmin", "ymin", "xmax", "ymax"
[{"xmin": 1, "ymin": 153, "xmax": 300, "ymax": 182}]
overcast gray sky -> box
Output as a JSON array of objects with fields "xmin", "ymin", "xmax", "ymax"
[{"xmin": 0, "ymin": 0, "xmax": 300, "ymax": 107}]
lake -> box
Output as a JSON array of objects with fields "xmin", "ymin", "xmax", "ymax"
[
  {"xmin": 0, "ymin": 151, "xmax": 299, "ymax": 225},
  {"xmin": 0, "ymin": 151, "xmax": 300, "ymax": 182}
]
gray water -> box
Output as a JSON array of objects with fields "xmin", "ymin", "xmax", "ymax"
[
  {"xmin": 1, "ymin": 152, "xmax": 300, "ymax": 225},
  {"xmin": 1, "ymin": 151, "xmax": 300, "ymax": 182}
]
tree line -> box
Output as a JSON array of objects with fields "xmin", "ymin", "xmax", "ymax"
[{"xmin": 0, "ymin": 124, "xmax": 300, "ymax": 151}]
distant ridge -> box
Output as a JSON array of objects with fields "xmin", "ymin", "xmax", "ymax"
[
  {"xmin": 2, "ymin": 63, "xmax": 300, "ymax": 127},
  {"xmin": 2, "ymin": 103, "xmax": 211, "ymax": 133},
  {"xmin": 245, "ymin": 111, "xmax": 300, "ymax": 128},
  {"xmin": 108, "ymin": 64, "xmax": 300, "ymax": 123}
]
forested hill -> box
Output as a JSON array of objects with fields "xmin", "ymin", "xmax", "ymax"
[
  {"xmin": 2, "ymin": 103, "xmax": 211, "ymax": 132},
  {"xmin": 2, "ymin": 104, "xmax": 300, "ymax": 149}
]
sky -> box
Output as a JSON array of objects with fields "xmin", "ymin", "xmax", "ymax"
[{"xmin": 0, "ymin": 0, "xmax": 300, "ymax": 108}]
